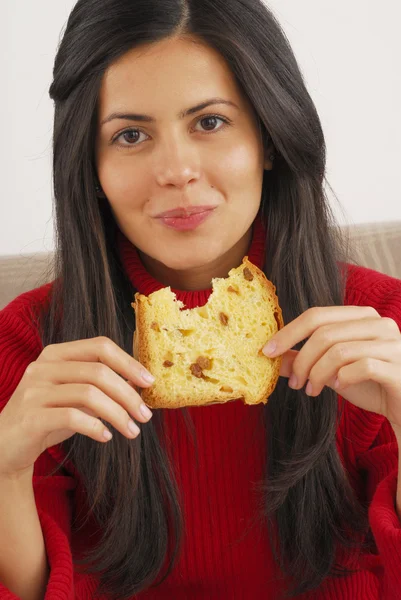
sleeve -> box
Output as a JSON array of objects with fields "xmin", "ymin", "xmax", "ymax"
[
  {"xmin": 0, "ymin": 302, "xmax": 76, "ymax": 599},
  {"xmin": 356, "ymin": 417, "xmax": 401, "ymax": 599},
  {"xmin": 344, "ymin": 272, "xmax": 401, "ymax": 598}
]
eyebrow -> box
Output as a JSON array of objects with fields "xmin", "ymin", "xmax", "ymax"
[{"xmin": 100, "ymin": 97, "xmax": 239, "ymax": 126}]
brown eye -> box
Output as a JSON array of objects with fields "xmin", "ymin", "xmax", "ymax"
[
  {"xmin": 122, "ymin": 130, "xmax": 140, "ymax": 143},
  {"xmin": 113, "ymin": 128, "xmax": 145, "ymax": 147},
  {"xmin": 201, "ymin": 116, "xmax": 219, "ymax": 130},
  {"xmin": 113, "ymin": 114, "xmax": 230, "ymax": 149},
  {"xmin": 195, "ymin": 115, "xmax": 230, "ymax": 133}
]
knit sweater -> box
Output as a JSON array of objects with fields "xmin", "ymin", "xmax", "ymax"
[{"xmin": 1, "ymin": 218, "xmax": 401, "ymax": 600}]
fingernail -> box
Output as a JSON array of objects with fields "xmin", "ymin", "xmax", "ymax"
[
  {"xmin": 288, "ymin": 374, "xmax": 298, "ymax": 389},
  {"xmin": 263, "ymin": 340, "xmax": 277, "ymax": 356},
  {"xmin": 140, "ymin": 404, "xmax": 153, "ymax": 420},
  {"xmin": 128, "ymin": 420, "xmax": 141, "ymax": 436},
  {"xmin": 141, "ymin": 369, "xmax": 155, "ymax": 383},
  {"xmin": 305, "ymin": 381, "xmax": 313, "ymax": 395}
]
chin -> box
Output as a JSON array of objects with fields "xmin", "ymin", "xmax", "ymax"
[
  {"xmin": 161, "ymin": 255, "xmax": 214, "ymax": 272},
  {"xmin": 162, "ymin": 247, "xmax": 223, "ymax": 271}
]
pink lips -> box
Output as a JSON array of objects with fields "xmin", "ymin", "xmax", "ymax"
[{"xmin": 156, "ymin": 206, "xmax": 216, "ymax": 231}]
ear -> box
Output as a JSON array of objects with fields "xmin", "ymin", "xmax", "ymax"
[
  {"xmin": 257, "ymin": 121, "xmax": 275, "ymax": 170},
  {"xmin": 264, "ymin": 157, "xmax": 273, "ymax": 171},
  {"xmin": 263, "ymin": 144, "xmax": 275, "ymax": 171},
  {"xmin": 95, "ymin": 180, "xmax": 107, "ymax": 198},
  {"xmin": 260, "ymin": 127, "xmax": 275, "ymax": 170}
]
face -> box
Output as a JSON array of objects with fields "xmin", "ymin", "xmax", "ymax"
[{"xmin": 95, "ymin": 36, "xmax": 272, "ymax": 286}]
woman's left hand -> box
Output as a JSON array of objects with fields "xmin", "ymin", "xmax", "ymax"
[{"xmin": 262, "ymin": 306, "xmax": 401, "ymax": 433}]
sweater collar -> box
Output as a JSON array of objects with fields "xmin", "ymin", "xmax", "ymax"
[{"xmin": 116, "ymin": 212, "xmax": 266, "ymax": 308}]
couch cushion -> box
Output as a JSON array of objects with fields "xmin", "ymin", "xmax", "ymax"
[
  {"xmin": 0, "ymin": 253, "xmax": 55, "ymax": 310},
  {"xmin": 1, "ymin": 221, "xmax": 400, "ymax": 310},
  {"xmin": 343, "ymin": 220, "xmax": 401, "ymax": 280}
]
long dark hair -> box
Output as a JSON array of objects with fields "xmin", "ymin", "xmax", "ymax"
[{"xmin": 36, "ymin": 0, "xmax": 370, "ymax": 597}]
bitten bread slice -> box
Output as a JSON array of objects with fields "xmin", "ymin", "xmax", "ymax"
[{"xmin": 132, "ymin": 257, "xmax": 284, "ymax": 409}]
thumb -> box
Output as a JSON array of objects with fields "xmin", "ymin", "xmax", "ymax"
[{"xmin": 278, "ymin": 349, "xmax": 298, "ymax": 379}]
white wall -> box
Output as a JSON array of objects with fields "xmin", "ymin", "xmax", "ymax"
[{"xmin": 1, "ymin": 0, "xmax": 400, "ymax": 257}]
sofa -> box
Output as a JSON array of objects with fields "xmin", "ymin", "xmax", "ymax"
[{"xmin": 1, "ymin": 221, "xmax": 400, "ymax": 311}]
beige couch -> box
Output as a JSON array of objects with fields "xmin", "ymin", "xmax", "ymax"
[{"xmin": 1, "ymin": 221, "xmax": 400, "ymax": 311}]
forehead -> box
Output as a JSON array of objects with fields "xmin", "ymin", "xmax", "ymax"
[{"xmin": 98, "ymin": 36, "xmax": 245, "ymax": 115}]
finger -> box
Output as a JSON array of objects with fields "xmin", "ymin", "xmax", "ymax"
[
  {"xmin": 46, "ymin": 383, "xmax": 141, "ymax": 439},
  {"xmin": 336, "ymin": 360, "xmax": 401, "ymax": 422},
  {"xmin": 41, "ymin": 406, "xmax": 116, "ymax": 445},
  {"xmin": 25, "ymin": 361, "xmax": 153, "ymax": 425},
  {"xmin": 305, "ymin": 339, "xmax": 401, "ymax": 397},
  {"xmin": 336, "ymin": 358, "xmax": 400, "ymax": 389},
  {"xmin": 37, "ymin": 336, "xmax": 155, "ymax": 388},
  {"xmin": 263, "ymin": 305, "xmax": 380, "ymax": 357},
  {"xmin": 287, "ymin": 319, "xmax": 401, "ymax": 391},
  {"xmin": 278, "ymin": 349, "xmax": 298, "ymax": 379}
]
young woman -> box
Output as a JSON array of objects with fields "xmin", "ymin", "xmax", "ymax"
[{"xmin": 0, "ymin": 0, "xmax": 400, "ymax": 599}]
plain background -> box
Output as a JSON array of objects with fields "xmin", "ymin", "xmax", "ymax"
[{"xmin": 1, "ymin": 0, "xmax": 400, "ymax": 257}]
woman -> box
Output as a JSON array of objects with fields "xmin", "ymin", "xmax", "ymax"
[{"xmin": 0, "ymin": 0, "xmax": 400, "ymax": 598}]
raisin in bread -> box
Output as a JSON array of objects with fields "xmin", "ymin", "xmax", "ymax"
[{"xmin": 132, "ymin": 256, "xmax": 284, "ymax": 409}]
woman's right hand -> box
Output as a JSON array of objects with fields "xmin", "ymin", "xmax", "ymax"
[{"xmin": 0, "ymin": 336, "xmax": 155, "ymax": 480}]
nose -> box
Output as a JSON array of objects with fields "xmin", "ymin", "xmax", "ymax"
[{"xmin": 153, "ymin": 133, "xmax": 201, "ymax": 188}]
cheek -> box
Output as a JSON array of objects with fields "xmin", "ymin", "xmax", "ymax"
[
  {"xmin": 218, "ymin": 142, "xmax": 262, "ymax": 187},
  {"xmin": 102, "ymin": 161, "xmax": 150, "ymax": 207}
]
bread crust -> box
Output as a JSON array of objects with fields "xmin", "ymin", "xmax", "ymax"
[{"xmin": 132, "ymin": 257, "xmax": 284, "ymax": 409}]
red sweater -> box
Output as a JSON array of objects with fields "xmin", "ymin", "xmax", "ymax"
[{"xmin": 1, "ymin": 219, "xmax": 401, "ymax": 599}]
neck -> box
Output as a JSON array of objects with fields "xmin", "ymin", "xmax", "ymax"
[
  {"xmin": 116, "ymin": 211, "xmax": 267, "ymax": 304},
  {"xmin": 137, "ymin": 227, "xmax": 253, "ymax": 291}
]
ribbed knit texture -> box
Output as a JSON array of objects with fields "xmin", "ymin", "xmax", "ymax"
[{"xmin": 1, "ymin": 217, "xmax": 401, "ymax": 599}]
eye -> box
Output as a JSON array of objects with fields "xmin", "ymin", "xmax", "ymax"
[
  {"xmin": 194, "ymin": 115, "xmax": 229, "ymax": 133},
  {"xmin": 111, "ymin": 114, "xmax": 231, "ymax": 149}
]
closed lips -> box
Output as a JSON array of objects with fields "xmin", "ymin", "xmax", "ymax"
[{"xmin": 156, "ymin": 206, "xmax": 216, "ymax": 218}]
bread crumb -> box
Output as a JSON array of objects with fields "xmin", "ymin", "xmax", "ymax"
[
  {"xmin": 219, "ymin": 312, "xmax": 229, "ymax": 326},
  {"xmin": 190, "ymin": 363, "xmax": 204, "ymax": 378},
  {"xmin": 163, "ymin": 360, "xmax": 174, "ymax": 367},
  {"xmin": 243, "ymin": 267, "xmax": 254, "ymax": 281},
  {"xmin": 196, "ymin": 356, "xmax": 212, "ymax": 370},
  {"xmin": 227, "ymin": 285, "xmax": 239, "ymax": 294},
  {"xmin": 220, "ymin": 386, "xmax": 233, "ymax": 393},
  {"xmin": 151, "ymin": 322, "xmax": 160, "ymax": 331}
]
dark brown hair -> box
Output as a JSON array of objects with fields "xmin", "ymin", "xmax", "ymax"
[{"xmin": 37, "ymin": 0, "xmax": 369, "ymax": 597}]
